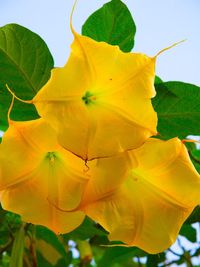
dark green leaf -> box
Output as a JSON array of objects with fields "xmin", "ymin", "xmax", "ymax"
[
  {"xmin": 190, "ymin": 148, "xmax": 200, "ymax": 161},
  {"xmin": 64, "ymin": 217, "xmax": 107, "ymax": 241},
  {"xmin": 4, "ymin": 212, "xmax": 22, "ymax": 233},
  {"xmin": 146, "ymin": 255, "xmax": 160, "ymax": 267},
  {"xmin": 153, "ymin": 81, "xmax": 200, "ymax": 139},
  {"xmin": 0, "ymin": 205, "xmax": 7, "ymax": 225},
  {"xmin": 193, "ymin": 247, "xmax": 200, "ymax": 257},
  {"xmin": 179, "ymin": 224, "xmax": 197, "ymax": 243},
  {"xmin": 55, "ymin": 256, "xmax": 72, "ymax": 267},
  {"xmin": 154, "ymin": 75, "xmax": 163, "ymax": 85},
  {"xmin": 0, "ymin": 230, "xmax": 10, "ymax": 246},
  {"xmin": 82, "ymin": 0, "xmax": 136, "ymax": 52},
  {"xmin": 186, "ymin": 144, "xmax": 200, "ymax": 173},
  {"xmin": 36, "ymin": 250, "xmax": 72, "ymax": 267},
  {"xmin": 186, "ymin": 206, "xmax": 200, "ymax": 224},
  {"xmin": 36, "ymin": 251, "xmax": 52, "ymax": 267},
  {"xmin": 0, "ymin": 24, "xmax": 54, "ymax": 129}
]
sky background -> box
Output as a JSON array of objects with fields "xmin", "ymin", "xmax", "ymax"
[{"xmin": 0, "ymin": 0, "xmax": 200, "ymax": 85}]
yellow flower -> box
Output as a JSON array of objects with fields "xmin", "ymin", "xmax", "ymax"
[
  {"xmin": 1, "ymin": 110, "xmax": 199, "ymax": 254},
  {"xmin": 83, "ymin": 138, "xmax": 200, "ymax": 253},
  {"xmin": 0, "ymin": 118, "xmax": 89, "ymax": 233},
  {"xmin": 32, "ymin": 30, "xmax": 158, "ymax": 160},
  {"xmin": 0, "ymin": 112, "xmax": 132, "ymax": 234}
]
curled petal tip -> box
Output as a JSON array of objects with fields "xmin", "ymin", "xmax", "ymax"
[
  {"xmin": 155, "ymin": 39, "xmax": 187, "ymax": 58},
  {"xmin": 182, "ymin": 138, "xmax": 200, "ymax": 145},
  {"xmin": 7, "ymin": 93, "xmax": 14, "ymax": 124},
  {"xmin": 70, "ymin": 0, "xmax": 79, "ymax": 35},
  {"xmin": 5, "ymin": 84, "xmax": 32, "ymax": 105}
]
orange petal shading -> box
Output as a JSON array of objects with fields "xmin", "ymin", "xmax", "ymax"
[
  {"xmin": 83, "ymin": 138, "xmax": 200, "ymax": 253},
  {"xmin": 0, "ymin": 118, "xmax": 88, "ymax": 233},
  {"xmin": 33, "ymin": 32, "xmax": 157, "ymax": 160}
]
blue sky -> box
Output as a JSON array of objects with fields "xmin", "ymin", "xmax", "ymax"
[{"xmin": 0, "ymin": 0, "xmax": 200, "ymax": 85}]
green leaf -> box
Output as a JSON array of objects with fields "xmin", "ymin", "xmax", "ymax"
[
  {"xmin": 82, "ymin": 0, "xmax": 136, "ymax": 52},
  {"xmin": 37, "ymin": 251, "xmax": 72, "ymax": 267},
  {"xmin": 36, "ymin": 252, "xmax": 53, "ymax": 267},
  {"xmin": 153, "ymin": 81, "xmax": 200, "ymax": 139},
  {"xmin": 1, "ymin": 252, "xmax": 10, "ymax": 267},
  {"xmin": 179, "ymin": 224, "xmax": 197, "ymax": 243},
  {"xmin": 98, "ymin": 247, "xmax": 146, "ymax": 267},
  {"xmin": 64, "ymin": 217, "xmax": 107, "ymax": 241},
  {"xmin": 0, "ymin": 205, "xmax": 7, "ymax": 225},
  {"xmin": 9, "ymin": 224, "xmax": 25, "ymax": 267},
  {"xmin": 146, "ymin": 254, "xmax": 165, "ymax": 267},
  {"xmin": 36, "ymin": 226, "xmax": 67, "ymax": 260},
  {"xmin": 154, "ymin": 75, "xmax": 163, "ymax": 85},
  {"xmin": 186, "ymin": 206, "xmax": 200, "ymax": 224},
  {"xmin": 190, "ymin": 147, "xmax": 200, "ymax": 161},
  {"xmin": 185, "ymin": 144, "xmax": 200, "ymax": 173},
  {"xmin": 0, "ymin": 24, "xmax": 54, "ymax": 130},
  {"xmin": 146, "ymin": 258, "xmax": 154, "ymax": 267}
]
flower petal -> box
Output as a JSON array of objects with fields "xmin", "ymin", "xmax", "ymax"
[
  {"xmin": 133, "ymin": 138, "xmax": 200, "ymax": 207},
  {"xmin": 83, "ymin": 138, "xmax": 200, "ymax": 253},
  {"xmin": 84, "ymin": 181, "xmax": 191, "ymax": 253},
  {"xmin": 33, "ymin": 34, "xmax": 157, "ymax": 160},
  {"xmin": 82, "ymin": 151, "xmax": 136, "ymax": 205},
  {"xmin": 0, "ymin": 119, "xmax": 88, "ymax": 216},
  {"xmin": 72, "ymin": 34, "xmax": 156, "ymax": 98},
  {"xmin": 1, "ymin": 178, "xmax": 85, "ymax": 233},
  {"xmin": 0, "ymin": 120, "xmax": 45, "ymax": 190}
]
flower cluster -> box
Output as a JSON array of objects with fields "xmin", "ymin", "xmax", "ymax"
[{"xmin": 0, "ymin": 29, "xmax": 200, "ymax": 254}]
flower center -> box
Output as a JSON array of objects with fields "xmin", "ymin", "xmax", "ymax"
[
  {"xmin": 46, "ymin": 152, "xmax": 57, "ymax": 164},
  {"xmin": 82, "ymin": 91, "xmax": 96, "ymax": 105}
]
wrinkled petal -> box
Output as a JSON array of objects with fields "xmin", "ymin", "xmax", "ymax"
[
  {"xmin": 84, "ymin": 182, "xmax": 191, "ymax": 254},
  {"xmin": 83, "ymin": 138, "xmax": 200, "ymax": 253},
  {"xmin": 133, "ymin": 138, "xmax": 200, "ymax": 207},
  {"xmin": 83, "ymin": 151, "xmax": 136, "ymax": 205},
  {"xmin": 0, "ymin": 178, "xmax": 85, "ymax": 234},
  {"xmin": 71, "ymin": 33, "xmax": 156, "ymax": 98},
  {"xmin": 0, "ymin": 119, "xmax": 89, "ymax": 228},
  {"xmin": 33, "ymin": 33, "xmax": 157, "ymax": 160}
]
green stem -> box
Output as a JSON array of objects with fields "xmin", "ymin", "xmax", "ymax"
[{"xmin": 9, "ymin": 223, "xmax": 25, "ymax": 267}]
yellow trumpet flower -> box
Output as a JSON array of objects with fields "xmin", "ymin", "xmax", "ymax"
[
  {"xmin": 83, "ymin": 138, "xmax": 200, "ymax": 253},
  {"xmin": 0, "ymin": 116, "xmax": 89, "ymax": 233},
  {"xmin": 1, "ymin": 108, "xmax": 199, "ymax": 254},
  {"xmin": 31, "ymin": 28, "xmax": 158, "ymax": 160}
]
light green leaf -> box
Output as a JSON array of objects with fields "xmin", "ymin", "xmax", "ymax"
[
  {"xmin": 82, "ymin": 0, "xmax": 136, "ymax": 52},
  {"xmin": 0, "ymin": 24, "xmax": 54, "ymax": 130},
  {"xmin": 153, "ymin": 81, "xmax": 200, "ymax": 139}
]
